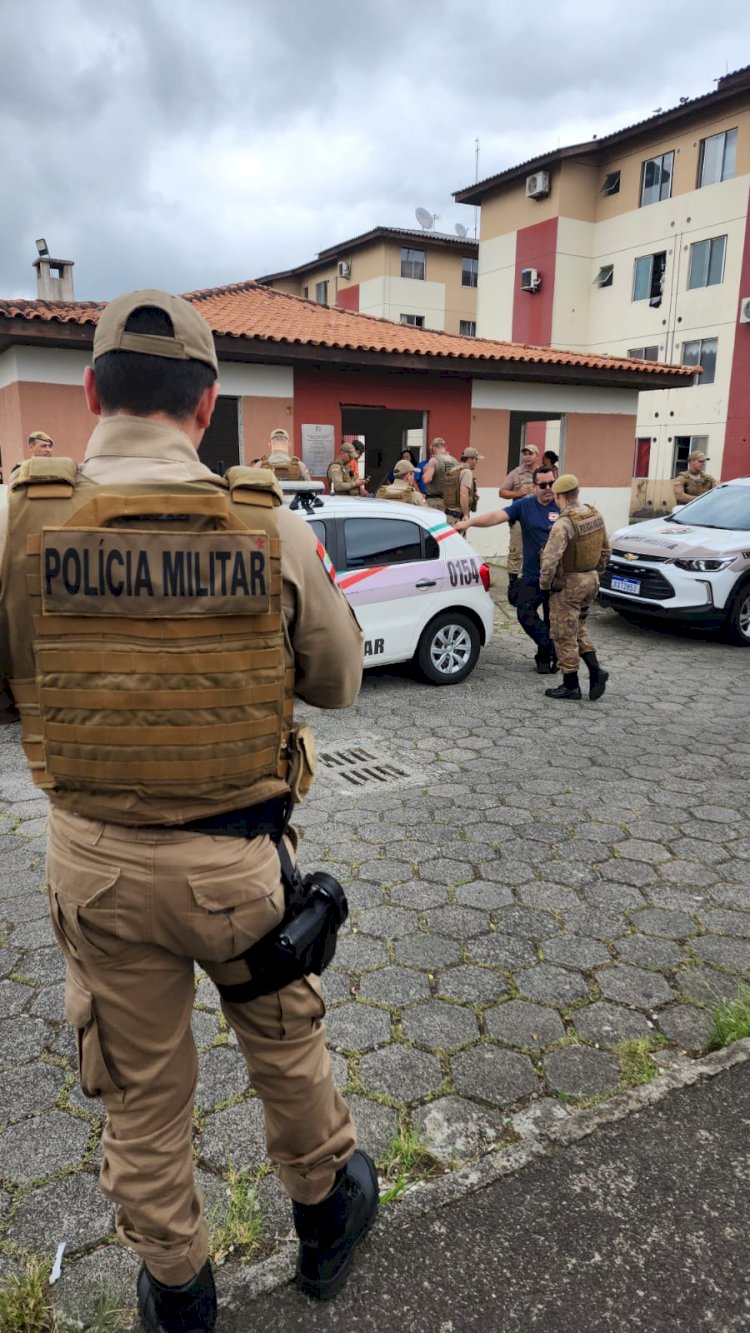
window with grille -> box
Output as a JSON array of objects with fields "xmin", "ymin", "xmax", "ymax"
[
  {"xmin": 401, "ymin": 247, "xmax": 426, "ymax": 280},
  {"xmin": 459, "ymin": 320, "xmax": 476, "ymax": 336}
]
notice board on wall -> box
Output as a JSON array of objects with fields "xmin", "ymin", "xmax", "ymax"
[{"xmin": 301, "ymin": 424, "xmax": 336, "ymax": 476}]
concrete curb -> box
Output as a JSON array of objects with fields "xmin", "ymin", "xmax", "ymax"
[{"xmin": 218, "ymin": 1037, "xmax": 750, "ymax": 1311}]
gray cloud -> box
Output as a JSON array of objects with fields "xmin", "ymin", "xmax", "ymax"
[{"xmin": 1, "ymin": 0, "xmax": 748, "ymax": 299}]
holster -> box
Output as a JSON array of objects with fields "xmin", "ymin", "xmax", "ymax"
[{"xmin": 214, "ymin": 839, "xmax": 348, "ymax": 1004}]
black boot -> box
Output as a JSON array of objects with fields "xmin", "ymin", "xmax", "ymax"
[
  {"xmin": 507, "ymin": 573, "xmax": 519, "ymax": 607},
  {"xmin": 534, "ymin": 650, "xmax": 559, "ymax": 675},
  {"xmin": 545, "ymin": 671, "xmax": 582, "ymax": 700},
  {"xmin": 137, "ymin": 1260, "xmax": 216, "ymax": 1333},
  {"xmin": 293, "ymin": 1149, "xmax": 379, "ymax": 1301},
  {"xmin": 582, "ymin": 650, "xmax": 609, "ymax": 701}
]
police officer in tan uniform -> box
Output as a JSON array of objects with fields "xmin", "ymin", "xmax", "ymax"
[
  {"xmin": 9, "ymin": 429, "xmax": 55, "ymax": 478},
  {"xmin": 672, "ymin": 450, "xmax": 717, "ymax": 505},
  {"xmin": 539, "ymin": 473, "xmax": 611, "ymax": 702},
  {"xmin": 444, "ymin": 447, "xmax": 482, "ymax": 524},
  {"xmin": 376, "ymin": 458, "xmax": 427, "ymax": 504},
  {"xmin": 328, "ymin": 443, "xmax": 369, "ymax": 495},
  {"xmin": 420, "ymin": 436, "xmax": 461, "ymax": 510},
  {"xmin": 0, "ymin": 290, "xmax": 377, "ymax": 1332},
  {"xmin": 257, "ymin": 426, "xmax": 311, "ymax": 481}
]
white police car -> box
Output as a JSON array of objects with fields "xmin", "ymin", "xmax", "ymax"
[
  {"xmin": 285, "ymin": 486, "xmax": 495, "ymax": 684},
  {"xmin": 599, "ymin": 476, "xmax": 750, "ymax": 645}
]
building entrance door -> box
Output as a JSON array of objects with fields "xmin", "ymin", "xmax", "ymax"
[
  {"xmin": 200, "ymin": 396, "xmax": 240, "ymax": 476},
  {"xmin": 341, "ymin": 405, "xmax": 425, "ymax": 491}
]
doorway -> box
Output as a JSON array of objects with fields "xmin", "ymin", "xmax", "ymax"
[
  {"xmin": 341, "ymin": 406, "xmax": 425, "ymax": 491},
  {"xmin": 507, "ymin": 411, "xmax": 565, "ymax": 473},
  {"xmin": 200, "ymin": 396, "xmax": 240, "ymax": 476}
]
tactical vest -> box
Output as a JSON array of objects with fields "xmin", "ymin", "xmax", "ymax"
[
  {"xmin": 376, "ymin": 483, "xmax": 421, "ymax": 504},
  {"xmin": 1, "ymin": 459, "xmax": 295, "ymax": 826},
  {"xmin": 680, "ymin": 471, "xmax": 713, "ymax": 497},
  {"xmin": 425, "ymin": 454, "xmax": 459, "ymax": 500},
  {"xmin": 260, "ymin": 454, "xmax": 303, "ymax": 481},
  {"xmin": 441, "ymin": 466, "xmax": 464, "ymax": 511},
  {"xmin": 560, "ymin": 505, "xmax": 606, "ymax": 574}
]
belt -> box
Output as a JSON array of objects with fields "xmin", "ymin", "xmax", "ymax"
[{"xmin": 160, "ymin": 793, "xmax": 292, "ymax": 841}]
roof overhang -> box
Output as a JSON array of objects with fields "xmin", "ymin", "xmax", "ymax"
[{"xmin": 0, "ymin": 315, "xmax": 692, "ymax": 393}]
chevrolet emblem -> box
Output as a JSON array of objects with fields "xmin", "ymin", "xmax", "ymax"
[{"xmin": 624, "ymin": 553, "xmax": 638, "ymax": 561}]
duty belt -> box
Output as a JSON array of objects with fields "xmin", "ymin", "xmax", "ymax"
[{"xmin": 160, "ymin": 793, "xmax": 292, "ymax": 842}]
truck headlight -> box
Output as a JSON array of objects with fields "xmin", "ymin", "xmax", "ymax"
[{"xmin": 674, "ymin": 557, "xmax": 734, "ymax": 572}]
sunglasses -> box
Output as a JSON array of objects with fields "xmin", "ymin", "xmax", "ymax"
[{"xmin": 536, "ymin": 481, "xmax": 554, "ymax": 490}]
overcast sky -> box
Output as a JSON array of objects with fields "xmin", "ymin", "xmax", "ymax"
[{"xmin": 2, "ymin": 0, "xmax": 750, "ymax": 301}]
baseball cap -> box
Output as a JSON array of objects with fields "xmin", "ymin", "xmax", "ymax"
[
  {"xmin": 688, "ymin": 450, "xmax": 709, "ymax": 462},
  {"xmin": 269, "ymin": 428, "xmax": 290, "ymax": 443},
  {"xmin": 93, "ymin": 288, "xmax": 218, "ymax": 373},
  {"xmin": 28, "ymin": 431, "xmax": 53, "ymax": 443},
  {"xmin": 551, "ymin": 473, "xmax": 579, "ymax": 495},
  {"xmin": 462, "ymin": 447, "xmax": 484, "ymax": 460},
  {"xmin": 521, "ymin": 444, "xmax": 538, "ymax": 455},
  {"xmin": 430, "ymin": 436, "xmax": 446, "ymax": 447},
  {"xmin": 394, "ymin": 459, "xmax": 417, "ymax": 476},
  {"xmin": 340, "ymin": 442, "xmax": 357, "ymax": 458}
]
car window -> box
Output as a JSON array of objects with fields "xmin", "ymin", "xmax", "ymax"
[
  {"xmin": 668, "ymin": 486, "xmax": 750, "ymax": 531},
  {"xmin": 343, "ymin": 517, "xmax": 423, "ymax": 569},
  {"xmin": 308, "ymin": 519, "xmax": 327, "ymax": 546},
  {"xmin": 424, "ymin": 532, "xmax": 440, "ymax": 560}
]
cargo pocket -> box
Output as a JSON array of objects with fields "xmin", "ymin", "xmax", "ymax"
[
  {"xmin": 64, "ymin": 972, "xmax": 124, "ymax": 1101},
  {"xmin": 187, "ymin": 838, "xmax": 283, "ymax": 961}
]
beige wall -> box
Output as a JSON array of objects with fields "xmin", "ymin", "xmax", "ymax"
[
  {"xmin": 0, "ymin": 381, "xmax": 94, "ymax": 472},
  {"xmin": 241, "ymin": 394, "xmax": 295, "ymax": 462},
  {"xmin": 565, "ymin": 411, "xmax": 636, "ymax": 488},
  {"xmin": 468, "ymin": 407, "xmax": 510, "ymax": 487}
]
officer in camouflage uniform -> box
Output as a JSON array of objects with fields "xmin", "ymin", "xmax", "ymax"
[
  {"xmin": 539, "ymin": 473, "xmax": 611, "ymax": 702},
  {"xmin": 0, "ymin": 290, "xmax": 377, "ymax": 1331},
  {"xmin": 327, "ymin": 443, "xmax": 369, "ymax": 495},
  {"xmin": 257, "ymin": 426, "xmax": 311, "ymax": 481},
  {"xmin": 672, "ymin": 450, "xmax": 717, "ymax": 505},
  {"xmin": 376, "ymin": 458, "xmax": 427, "ymax": 504}
]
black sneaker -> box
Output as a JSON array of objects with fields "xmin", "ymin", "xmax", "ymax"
[
  {"xmin": 137, "ymin": 1260, "xmax": 216, "ymax": 1333},
  {"xmin": 293, "ymin": 1149, "xmax": 379, "ymax": 1301}
]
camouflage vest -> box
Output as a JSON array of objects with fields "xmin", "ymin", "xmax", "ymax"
[
  {"xmin": 561, "ymin": 504, "xmax": 606, "ymax": 574},
  {"xmin": 1, "ymin": 459, "xmax": 294, "ymax": 826},
  {"xmin": 680, "ymin": 471, "xmax": 713, "ymax": 497},
  {"xmin": 260, "ymin": 453, "xmax": 303, "ymax": 481}
]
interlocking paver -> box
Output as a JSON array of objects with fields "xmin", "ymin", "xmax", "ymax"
[
  {"xmin": 2, "ymin": 604, "xmax": 750, "ymax": 1302},
  {"xmin": 6, "ymin": 1173, "xmax": 114, "ymax": 1252}
]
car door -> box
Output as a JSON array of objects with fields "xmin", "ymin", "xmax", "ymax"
[{"xmin": 336, "ymin": 514, "xmax": 443, "ymax": 665}]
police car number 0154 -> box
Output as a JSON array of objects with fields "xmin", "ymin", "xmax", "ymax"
[{"xmin": 447, "ymin": 557, "xmax": 479, "ymax": 588}]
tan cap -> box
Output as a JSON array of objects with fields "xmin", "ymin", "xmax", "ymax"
[
  {"xmin": 394, "ymin": 459, "xmax": 417, "ymax": 476},
  {"xmin": 269, "ymin": 427, "xmax": 290, "ymax": 443},
  {"xmin": 93, "ymin": 288, "xmax": 218, "ymax": 372},
  {"xmin": 340, "ymin": 442, "xmax": 357, "ymax": 458},
  {"xmin": 462, "ymin": 447, "xmax": 483, "ymax": 460},
  {"xmin": 28, "ymin": 430, "xmax": 53, "ymax": 443},
  {"xmin": 688, "ymin": 450, "xmax": 709, "ymax": 462},
  {"xmin": 551, "ymin": 473, "xmax": 579, "ymax": 494},
  {"xmin": 521, "ymin": 444, "xmax": 539, "ymax": 455},
  {"xmin": 430, "ymin": 436, "xmax": 446, "ymax": 447}
]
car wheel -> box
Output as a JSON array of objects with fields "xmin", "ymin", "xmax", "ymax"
[
  {"xmin": 725, "ymin": 581, "xmax": 750, "ymax": 646},
  {"xmin": 416, "ymin": 612, "xmax": 480, "ymax": 685}
]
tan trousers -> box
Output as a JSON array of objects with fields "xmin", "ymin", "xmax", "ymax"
[
  {"xmin": 507, "ymin": 523, "xmax": 523, "ymax": 577},
  {"xmin": 548, "ymin": 572, "xmax": 599, "ymax": 672},
  {"xmin": 46, "ymin": 805, "xmax": 355, "ymax": 1286}
]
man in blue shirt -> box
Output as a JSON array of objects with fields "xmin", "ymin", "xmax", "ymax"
[{"xmin": 456, "ymin": 465, "xmax": 560, "ymax": 672}]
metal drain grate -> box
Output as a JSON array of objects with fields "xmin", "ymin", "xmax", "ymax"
[{"xmin": 317, "ymin": 745, "xmax": 420, "ymax": 791}]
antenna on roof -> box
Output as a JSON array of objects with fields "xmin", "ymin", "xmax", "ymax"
[
  {"xmin": 415, "ymin": 208, "xmax": 435, "ymax": 230},
  {"xmin": 455, "ymin": 223, "xmax": 468, "ymax": 238}
]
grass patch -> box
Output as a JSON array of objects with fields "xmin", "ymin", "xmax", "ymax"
[
  {"xmin": 0, "ymin": 1258, "xmax": 131, "ymax": 1333},
  {"xmin": 208, "ymin": 1163, "xmax": 264, "ymax": 1264},
  {"xmin": 377, "ymin": 1125, "xmax": 438, "ymax": 1205},
  {"xmin": 616, "ymin": 1036, "xmax": 666, "ymax": 1087},
  {"xmin": 708, "ymin": 985, "xmax": 750, "ymax": 1050}
]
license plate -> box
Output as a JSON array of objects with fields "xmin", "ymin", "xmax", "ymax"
[{"xmin": 611, "ymin": 576, "xmax": 640, "ymax": 595}]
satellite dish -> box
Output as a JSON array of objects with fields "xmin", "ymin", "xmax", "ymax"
[
  {"xmin": 455, "ymin": 223, "xmax": 468, "ymax": 238},
  {"xmin": 415, "ymin": 207, "xmax": 434, "ymax": 230}
]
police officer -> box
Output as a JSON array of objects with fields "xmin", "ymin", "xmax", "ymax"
[
  {"xmin": 257, "ymin": 426, "xmax": 311, "ymax": 481},
  {"xmin": 539, "ymin": 473, "xmax": 611, "ymax": 701},
  {"xmin": 328, "ymin": 443, "xmax": 369, "ymax": 494},
  {"xmin": 9, "ymin": 429, "xmax": 55, "ymax": 478},
  {"xmin": 672, "ymin": 450, "xmax": 717, "ymax": 505},
  {"xmin": 444, "ymin": 447, "xmax": 482, "ymax": 524},
  {"xmin": 0, "ymin": 290, "xmax": 378, "ymax": 1332},
  {"xmin": 420, "ymin": 436, "xmax": 461, "ymax": 509},
  {"xmin": 376, "ymin": 458, "xmax": 427, "ymax": 504}
]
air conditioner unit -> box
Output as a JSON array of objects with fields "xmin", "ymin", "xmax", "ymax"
[
  {"xmin": 338, "ymin": 261, "xmax": 351, "ymax": 278},
  {"xmin": 520, "ymin": 267, "xmax": 541, "ymax": 293},
  {"xmin": 525, "ymin": 170, "xmax": 550, "ymax": 199},
  {"xmin": 739, "ymin": 296, "xmax": 750, "ymax": 324}
]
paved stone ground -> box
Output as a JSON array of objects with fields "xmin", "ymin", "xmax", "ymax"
[{"xmin": 1, "ymin": 575, "xmax": 749, "ymax": 1322}]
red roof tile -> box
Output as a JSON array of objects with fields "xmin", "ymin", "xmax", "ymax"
[{"xmin": 0, "ymin": 282, "xmax": 693, "ymax": 378}]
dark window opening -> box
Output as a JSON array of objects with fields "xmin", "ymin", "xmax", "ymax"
[
  {"xmin": 596, "ymin": 264, "xmax": 614, "ymax": 288},
  {"xmin": 633, "ymin": 251, "xmax": 666, "ymax": 305},
  {"xmin": 601, "ymin": 170, "xmax": 621, "ymax": 196},
  {"xmin": 401, "ymin": 247, "xmax": 425, "ymax": 280},
  {"xmin": 627, "ymin": 345, "xmax": 659, "ymax": 360},
  {"xmin": 461, "ymin": 256, "xmax": 478, "ymax": 287},
  {"xmin": 343, "ymin": 517, "xmax": 423, "ymax": 570}
]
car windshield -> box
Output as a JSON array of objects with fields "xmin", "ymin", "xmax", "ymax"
[{"xmin": 668, "ymin": 485, "xmax": 750, "ymax": 530}]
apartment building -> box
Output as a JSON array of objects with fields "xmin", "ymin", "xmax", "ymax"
[
  {"xmin": 257, "ymin": 226, "xmax": 479, "ymax": 336},
  {"xmin": 455, "ymin": 65, "xmax": 750, "ymax": 516}
]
